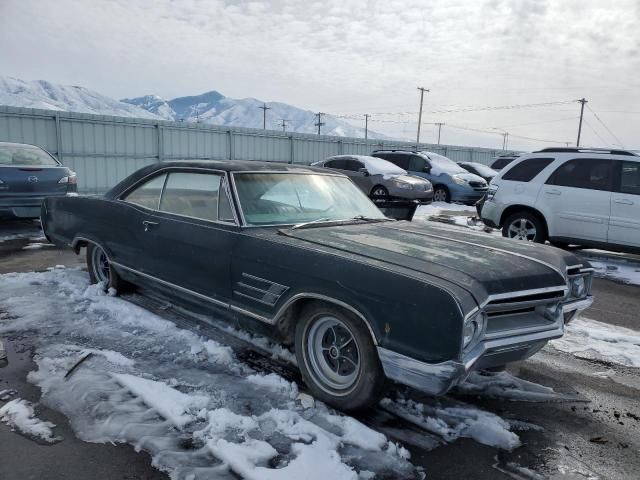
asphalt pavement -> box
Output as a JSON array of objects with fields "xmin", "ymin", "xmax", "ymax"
[{"xmin": 1, "ymin": 220, "xmax": 639, "ymax": 480}]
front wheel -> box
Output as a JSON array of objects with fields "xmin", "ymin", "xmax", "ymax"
[
  {"xmin": 432, "ymin": 186, "xmax": 450, "ymax": 203},
  {"xmin": 502, "ymin": 211, "xmax": 547, "ymax": 243},
  {"xmin": 295, "ymin": 302, "xmax": 386, "ymax": 411}
]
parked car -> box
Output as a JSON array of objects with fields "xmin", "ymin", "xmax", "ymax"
[
  {"xmin": 371, "ymin": 150, "xmax": 488, "ymax": 204},
  {"xmin": 480, "ymin": 147, "xmax": 640, "ymax": 253},
  {"xmin": 0, "ymin": 142, "xmax": 77, "ymax": 219},
  {"xmin": 490, "ymin": 153, "xmax": 520, "ymax": 172},
  {"xmin": 42, "ymin": 160, "xmax": 593, "ymax": 410},
  {"xmin": 312, "ymin": 155, "xmax": 433, "ymax": 202},
  {"xmin": 457, "ymin": 162, "xmax": 498, "ymax": 183}
]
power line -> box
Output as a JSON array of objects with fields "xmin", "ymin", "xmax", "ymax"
[
  {"xmin": 582, "ymin": 118, "xmax": 610, "ymax": 147},
  {"xmin": 279, "ymin": 118, "xmax": 290, "ymax": 132},
  {"xmin": 587, "ymin": 104, "xmax": 625, "ymax": 148}
]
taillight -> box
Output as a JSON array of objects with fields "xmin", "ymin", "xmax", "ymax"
[{"xmin": 58, "ymin": 172, "xmax": 77, "ymax": 184}]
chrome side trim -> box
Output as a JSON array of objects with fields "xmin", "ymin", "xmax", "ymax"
[
  {"xmin": 241, "ymin": 272, "xmax": 289, "ymax": 290},
  {"xmin": 111, "ymin": 261, "xmax": 229, "ymax": 308}
]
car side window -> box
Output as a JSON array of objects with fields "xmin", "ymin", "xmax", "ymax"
[
  {"xmin": 122, "ymin": 173, "xmax": 167, "ymax": 210},
  {"xmin": 409, "ymin": 155, "xmax": 427, "ymax": 172},
  {"xmin": 377, "ymin": 154, "xmax": 409, "ymax": 170},
  {"xmin": 620, "ymin": 161, "xmax": 640, "ymax": 195},
  {"xmin": 546, "ymin": 158, "xmax": 614, "ymax": 192},
  {"xmin": 502, "ymin": 157, "xmax": 554, "ymax": 182},
  {"xmin": 159, "ymin": 172, "xmax": 222, "ymax": 221},
  {"xmin": 325, "ymin": 159, "xmax": 346, "ymax": 170},
  {"xmin": 346, "ymin": 160, "xmax": 365, "ymax": 172}
]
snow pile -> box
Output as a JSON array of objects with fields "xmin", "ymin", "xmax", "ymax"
[
  {"xmin": 414, "ymin": 202, "xmax": 477, "ymax": 218},
  {"xmin": 381, "ymin": 396, "xmax": 521, "ymax": 451},
  {"xmin": 550, "ymin": 317, "xmax": 640, "ymax": 368},
  {"xmin": 0, "ymin": 268, "xmax": 415, "ymax": 479},
  {"xmin": 0, "ymin": 398, "xmax": 60, "ymax": 443},
  {"xmin": 457, "ymin": 371, "xmax": 585, "ymax": 402}
]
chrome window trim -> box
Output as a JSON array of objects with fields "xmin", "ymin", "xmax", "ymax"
[{"xmin": 118, "ymin": 166, "xmax": 239, "ymax": 226}]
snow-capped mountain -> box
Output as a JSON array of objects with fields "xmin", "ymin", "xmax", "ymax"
[
  {"xmin": 122, "ymin": 91, "xmax": 380, "ymax": 138},
  {"xmin": 0, "ymin": 76, "xmax": 381, "ymax": 138},
  {"xmin": 0, "ymin": 77, "xmax": 158, "ymax": 119}
]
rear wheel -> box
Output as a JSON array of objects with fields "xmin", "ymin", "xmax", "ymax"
[
  {"xmin": 295, "ymin": 302, "xmax": 385, "ymax": 411},
  {"xmin": 433, "ymin": 186, "xmax": 450, "ymax": 203},
  {"xmin": 86, "ymin": 243, "xmax": 128, "ymax": 293},
  {"xmin": 502, "ymin": 211, "xmax": 547, "ymax": 243}
]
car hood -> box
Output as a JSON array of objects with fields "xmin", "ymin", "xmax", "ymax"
[{"xmin": 281, "ymin": 221, "xmax": 580, "ymax": 303}]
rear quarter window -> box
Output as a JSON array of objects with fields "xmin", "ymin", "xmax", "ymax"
[{"xmin": 502, "ymin": 157, "xmax": 554, "ymax": 182}]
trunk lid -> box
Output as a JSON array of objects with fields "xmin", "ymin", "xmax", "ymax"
[{"xmin": 0, "ymin": 165, "xmax": 70, "ymax": 197}]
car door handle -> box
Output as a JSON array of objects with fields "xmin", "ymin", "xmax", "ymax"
[
  {"xmin": 545, "ymin": 189, "xmax": 562, "ymax": 195},
  {"xmin": 142, "ymin": 220, "xmax": 159, "ymax": 231},
  {"xmin": 614, "ymin": 198, "xmax": 634, "ymax": 205}
]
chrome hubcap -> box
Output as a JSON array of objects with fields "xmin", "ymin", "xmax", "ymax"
[
  {"xmin": 508, "ymin": 218, "xmax": 537, "ymax": 241},
  {"xmin": 306, "ymin": 316, "xmax": 360, "ymax": 393},
  {"xmin": 91, "ymin": 246, "xmax": 110, "ymax": 284},
  {"xmin": 433, "ymin": 189, "xmax": 447, "ymax": 202}
]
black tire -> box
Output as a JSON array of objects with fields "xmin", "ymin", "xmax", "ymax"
[
  {"xmin": 370, "ymin": 185, "xmax": 388, "ymax": 198},
  {"xmin": 433, "ymin": 186, "xmax": 450, "ymax": 203},
  {"xmin": 86, "ymin": 243, "xmax": 128, "ymax": 293},
  {"xmin": 295, "ymin": 302, "xmax": 386, "ymax": 411},
  {"xmin": 502, "ymin": 211, "xmax": 547, "ymax": 243}
]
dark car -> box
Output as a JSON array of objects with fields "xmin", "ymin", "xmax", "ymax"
[
  {"xmin": 0, "ymin": 142, "xmax": 77, "ymax": 219},
  {"xmin": 41, "ymin": 160, "xmax": 594, "ymax": 411},
  {"xmin": 490, "ymin": 153, "xmax": 520, "ymax": 172},
  {"xmin": 457, "ymin": 162, "xmax": 498, "ymax": 183}
]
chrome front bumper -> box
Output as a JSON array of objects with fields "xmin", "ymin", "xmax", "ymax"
[{"xmin": 378, "ymin": 295, "xmax": 593, "ymax": 396}]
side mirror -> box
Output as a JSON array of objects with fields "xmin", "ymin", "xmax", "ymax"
[{"xmin": 358, "ymin": 167, "xmax": 370, "ymax": 176}]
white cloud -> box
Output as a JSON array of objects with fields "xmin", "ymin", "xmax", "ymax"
[{"xmin": 0, "ymin": 0, "xmax": 638, "ymax": 149}]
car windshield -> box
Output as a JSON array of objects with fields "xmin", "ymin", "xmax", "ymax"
[
  {"xmin": 233, "ymin": 172, "xmax": 387, "ymax": 226},
  {"xmin": 424, "ymin": 153, "xmax": 467, "ymax": 174},
  {"xmin": 468, "ymin": 163, "xmax": 497, "ymax": 177},
  {"xmin": 0, "ymin": 145, "xmax": 59, "ymax": 166},
  {"xmin": 361, "ymin": 156, "xmax": 406, "ymax": 175}
]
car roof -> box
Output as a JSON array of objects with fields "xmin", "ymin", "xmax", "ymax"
[
  {"xmin": 0, "ymin": 141, "xmax": 42, "ymax": 149},
  {"xmin": 143, "ymin": 159, "xmax": 329, "ymax": 174}
]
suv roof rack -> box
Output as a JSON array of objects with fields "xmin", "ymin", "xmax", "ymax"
[{"xmin": 534, "ymin": 147, "xmax": 638, "ymax": 156}]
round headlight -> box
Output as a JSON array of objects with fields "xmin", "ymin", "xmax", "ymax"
[
  {"xmin": 463, "ymin": 321, "xmax": 477, "ymax": 349},
  {"xmin": 571, "ymin": 276, "xmax": 586, "ymax": 298}
]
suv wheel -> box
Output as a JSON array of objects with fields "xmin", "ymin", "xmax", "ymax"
[{"xmin": 502, "ymin": 211, "xmax": 547, "ymax": 243}]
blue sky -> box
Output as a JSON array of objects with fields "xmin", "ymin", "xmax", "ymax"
[{"xmin": 1, "ymin": 0, "xmax": 639, "ymax": 149}]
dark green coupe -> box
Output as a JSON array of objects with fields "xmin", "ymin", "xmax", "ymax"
[{"xmin": 41, "ymin": 160, "xmax": 594, "ymax": 410}]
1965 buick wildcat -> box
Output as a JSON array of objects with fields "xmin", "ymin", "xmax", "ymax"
[{"xmin": 41, "ymin": 160, "xmax": 594, "ymax": 410}]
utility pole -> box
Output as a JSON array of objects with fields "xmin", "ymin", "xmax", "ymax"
[
  {"xmin": 364, "ymin": 114, "xmax": 371, "ymax": 144},
  {"xmin": 576, "ymin": 98, "xmax": 587, "ymax": 147},
  {"xmin": 258, "ymin": 103, "xmax": 271, "ymax": 130},
  {"xmin": 416, "ymin": 87, "xmax": 429, "ymax": 149},
  {"xmin": 502, "ymin": 132, "xmax": 509, "ymax": 150},
  {"xmin": 435, "ymin": 122, "xmax": 444, "ymax": 145},
  {"xmin": 280, "ymin": 119, "xmax": 289, "ymax": 132},
  {"xmin": 314, "ymin": 112, "xmax": 325, "ymax": 135}
]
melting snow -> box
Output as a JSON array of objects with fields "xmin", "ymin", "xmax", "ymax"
[
  {"xmin": 550, "ymin": 317, "xmax": 640, "ymax": 368},
  {"xmin": 0, "ymin": 398, "xmax": 60, "ymax": 443}
]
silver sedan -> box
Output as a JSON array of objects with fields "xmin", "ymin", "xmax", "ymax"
[{"xmin": 312, "ymin": 155, "xmax": 433, "ymax": 202}]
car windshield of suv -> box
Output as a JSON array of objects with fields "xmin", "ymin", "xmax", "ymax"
[
  {"xmin": 425, "ymin": 153, "xmax": 467, "ymax": 175},
  {"xmin": 234, "ymin": 172, "xmax": 387, "ymax": 226},
  {"xmin": 0, "ymin": 145, "xmax": 59, "ymax": 166}
]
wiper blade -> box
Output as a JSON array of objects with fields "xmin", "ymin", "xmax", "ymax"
[
  {"xmin": 291, "ymin": 217, "xmax": 331, "ymax": 230},
  {"xmin": 347, "ymin": 215, "xmax": 393, "ymax": 223}
]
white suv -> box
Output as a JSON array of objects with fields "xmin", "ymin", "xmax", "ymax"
[{"xmin": 480, "ymin": 148, "xmax": 640, "ymax": 253}]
